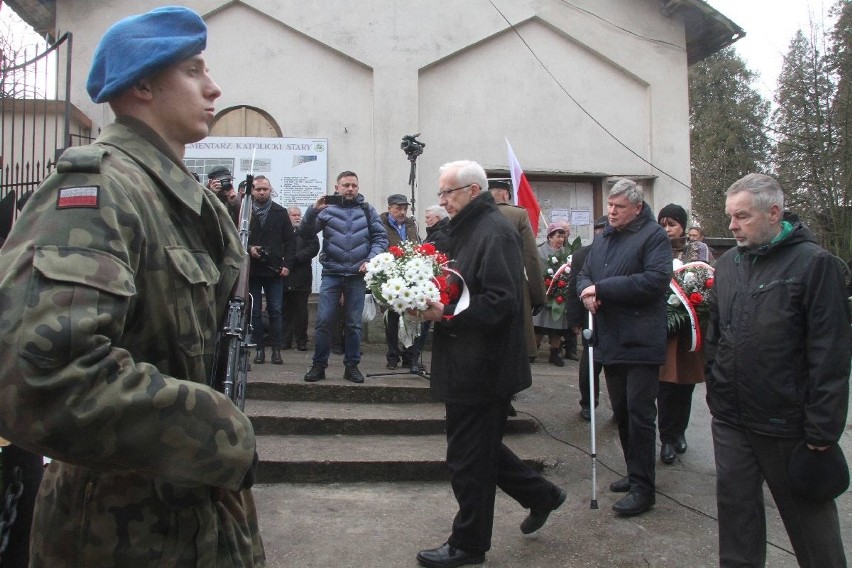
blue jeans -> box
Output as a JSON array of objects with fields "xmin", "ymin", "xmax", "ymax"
[
  {"xmin": 250, "ymin": 276, "xmax": 284, "ymax": 349},
  {"xmin": 313, "ymin": 274, "xmax": 366, "ymax": 367}
]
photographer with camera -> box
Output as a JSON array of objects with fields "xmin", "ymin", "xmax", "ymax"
[
  {"xmin": 206, "ymin": 165, "xmax": 240, "ymax": 224},
  {"xmin": 248, "ymin": 175, "xmax": 296, "ymax": 365}
]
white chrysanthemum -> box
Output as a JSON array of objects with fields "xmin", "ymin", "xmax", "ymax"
[
  {"xmin": 667, "ymin": 294, "xmax": 682, "ymax": 306},
  {"xmin": 391, "ymin": 296, "xmax": 409, "ymax": 313},
  {"xmin": 381, "ymin": 277, "xmax": 406, "ymax": 300},
  {"xmin": 410, "ymin": 281, "xmax": 439, "ymax": 310},
  {"xmin": 682, "ymin": 271, "xmax": 697, "ymax": 285},
  {"xmin": 547, "ymin": 268, "xmax": 554, "ymax": 275},
  {"xmin": 403, "ymin": 257, "xmax": 434, "ymax": 281},
  {"xmin": 368, "ymin": 252, "xmax": 393, "ymax": 269}
]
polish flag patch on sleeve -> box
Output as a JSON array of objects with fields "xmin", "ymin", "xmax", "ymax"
[{"xmin": 56, "ymin": 186, "xmax": 100, "ymax": 209}]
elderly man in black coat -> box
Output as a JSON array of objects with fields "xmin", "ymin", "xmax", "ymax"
[
  {"xmin": 577, "ymin": 178, "xmax": 671, "ymax": 517},
  {"xmin": 416, "ymin": 160, "xmax": 566, "ymax": 568}
]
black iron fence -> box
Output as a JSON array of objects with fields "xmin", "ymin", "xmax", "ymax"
[{"xmin": 1, "ymin": 33, "xmax": 87, "ymax": 240}]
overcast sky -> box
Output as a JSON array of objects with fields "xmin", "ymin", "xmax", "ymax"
[{"xmin": 706, "ymin": 0, "xmax": 836, "ymax": 100}]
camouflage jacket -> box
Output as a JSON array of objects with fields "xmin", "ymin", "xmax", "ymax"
[{"xmin": 0, "ymin": 117, "xmax": 265, "ymax": 567}]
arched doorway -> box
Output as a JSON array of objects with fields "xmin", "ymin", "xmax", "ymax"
[{"xmin": 210, "ymin": 105, "xmax": 282, "ymax": 137}]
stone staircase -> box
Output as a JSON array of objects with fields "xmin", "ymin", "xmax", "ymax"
[{"xmin": 244, "ymin": 347, "xmax": 549, "ymax": 484}]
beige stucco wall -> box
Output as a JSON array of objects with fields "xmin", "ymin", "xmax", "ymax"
[{"xmin": 56, "ymin": 0, "xmax": 694, "ymax": 237}]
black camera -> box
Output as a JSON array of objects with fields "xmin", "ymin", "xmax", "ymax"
[
  {"xmin": 401, "ymin": 133, "xmax": 425, "ymax": 160},
  {"xmin": 219, "ymin": 178, "xmax": 233, "ymax": 191},
  {"xmin": 325, "ymin": 194, "xmax": 344, "ymax": 206},
  {"xmin": 256, "ymin": 247, "xmax": 281, "ymax": 271}
]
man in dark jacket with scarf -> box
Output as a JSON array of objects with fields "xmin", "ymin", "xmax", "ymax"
[
  {"xmin": 577, "ymin": 178, "xmax": 671, "ymax": 516},
  {"xmin": 416, "ymin": 160, "xmax": 566, "ymax": 568},
  {"xmin": 706, "ymin": 173, "xmax": 850, "ymax": 567},
  {"xmin": 301, "ymin": 171, "xmax": 388, "ymax": 383},
  {"xmin": 248, "ymin": 175, "xmax": 296, "ymax": 365}
]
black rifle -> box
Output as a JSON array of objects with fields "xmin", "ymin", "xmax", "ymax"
[{"xmin": 210, "ymin": 174, "xmax": 255, "ymax": 411}]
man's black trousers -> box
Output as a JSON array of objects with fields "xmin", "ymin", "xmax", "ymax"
[{"xmin": 445, "ymin": 398, "xmax": 562, "ymax": 554}]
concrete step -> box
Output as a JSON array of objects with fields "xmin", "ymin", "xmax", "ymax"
[
  {"xmin": 247, "ymin": 380, "xmax": 433, "ymax": 403},
  {"xmin": 246, "ymin": 399, "xmax": 539, "ymax": 436},
  {"xmin": 243, "ymin": 348, "xmax": 550, "ymax": 484},
  {"xmin": 255, "ymin": 433, "xmax": 554, "ymax": 483}
]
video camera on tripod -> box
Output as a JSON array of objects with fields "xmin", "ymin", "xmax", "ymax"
[{"xmin": 401, "ymin": 133, "xmax": 425, "ymax": 161}]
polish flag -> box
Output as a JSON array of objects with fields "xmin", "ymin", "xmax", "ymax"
[{"xmin": 506, "ymin": 139, "xmax": 542, "ymax": 235}]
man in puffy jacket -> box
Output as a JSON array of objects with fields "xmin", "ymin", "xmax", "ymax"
[
  {"xmin": 300, "ymin": 171, "xmax": 388, "ymax": 383},
  {"xmin": 0, "ymin": 7, "xmax": 264, "ymax": 566},
  {"xmin": 577, "ymin": 178, "xmax": 671, "ymax": 517},
  {"xmin": 706, "ymin": 173, "xmax": 850, "ymax": 567}
]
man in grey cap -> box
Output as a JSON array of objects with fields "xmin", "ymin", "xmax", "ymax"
[
  {"xmin": 0, "ymin": 7, "xmax": 265, "ymax": 566},
  {"xmin": 379, "ymin": 192, "xmax": 422, "ymax": 372}
]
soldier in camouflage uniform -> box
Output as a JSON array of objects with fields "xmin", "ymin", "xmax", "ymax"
[{"xmin": 0, "ymin": 7, "xmax": 265, "ymax": 567}]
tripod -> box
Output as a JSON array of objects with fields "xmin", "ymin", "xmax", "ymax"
[
  {"xmin": 365, "ymin": 313, "xmax": 431, "ymax": 380},
  {"xmin": 366, "ymin": 134, "xmax": 429, "ymax": 381}
]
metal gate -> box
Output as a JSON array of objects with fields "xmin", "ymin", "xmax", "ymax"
[{"xmin": 0, "ymin": 32, "xmax": 86, "ymax": 240}]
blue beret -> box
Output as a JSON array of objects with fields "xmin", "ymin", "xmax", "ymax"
[{"xmin": 87, "ymin": 6, "xmax": 207, "ymax": 103}]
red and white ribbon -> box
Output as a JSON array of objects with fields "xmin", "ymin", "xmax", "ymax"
[
  {"xmin": 669, "ymin": 261, "xmax": 714, "ymax": 352},
  {"xmin": 438, "ymin": 266, "xmax": 470, "ymax": 318},
  {"xmin": 545, "ymin": 261, "xmax": 572, "ymax": 297}
]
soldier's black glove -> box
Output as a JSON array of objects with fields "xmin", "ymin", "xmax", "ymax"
[
  {"xmin": 240, "ymin": 451, "xmax": 259, "ymax": 490},
  {"xmin": 531, "ymin": 304, "xmax": 545, "ymax": 316}
]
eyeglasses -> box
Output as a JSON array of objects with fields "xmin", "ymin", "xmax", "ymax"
[{"xmin": 436, "ymin": 184, "xmax": 472, "ymax": 198}]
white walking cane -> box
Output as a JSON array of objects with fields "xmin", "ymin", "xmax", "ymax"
[{"xmin": 582, "ymin": 310, "xmax": 599, "ymax": 509}]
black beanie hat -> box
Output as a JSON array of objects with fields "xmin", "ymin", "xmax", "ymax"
[
  {"xmin": 657, "ymin": 203, "xmax": 688, "ymax": 231},
  {"xmin": 787, "ymin": 441, "xmax": 849, "ymax": 502}
]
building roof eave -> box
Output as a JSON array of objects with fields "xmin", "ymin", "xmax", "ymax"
[
  {"xmin": 3, "ymin": 0, "xmax": 56, "ymax": 43},
  {"xmin": 662, "ymin": 0, "xmax": 745, "ymax": 64}
]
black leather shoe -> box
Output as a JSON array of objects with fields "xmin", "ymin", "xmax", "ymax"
[
  {"xmin": 296, "ymin": 342, "xmax": 308, "ymax": 351},
  {"xmin": 344, "ymin": 364, "xmax": 364, "ymax": 384},
  {"xmin": 386, "ymin": 361, "xmax": 398, "ymax": 370},
  {"xmin": 271, "ymin": 350, "xmax": 283, "ymax": 365},
  {"xmin": 303, "ymin": 365, "xmax": 325, "ymax": 382},
  {"xmin": 675, "ymin": 435, "xmax": 688, "ymax": 454},
  {"xmin": 580, "ymin": 407, "xmax": 591, "ymax": 421},
  {"xmin": 520, "ymin": 487, "xmax": 567, "ymax": 534},
  {"xmin": 661, "ymin": 443, "xmax": 676, "ymax": 464},
  {"xmin": 254, "ymin": 349, "xmax": 265, "ymax": 364},
  {"xmin": 416, "ymin": 543, "xmax": 484, "ymax": 567},
  {"xmin": 609, "ymin": 476, "xmax": 630, "ymax": 493},
  {"xmin": 612, "ymin": 491, "xmax": 655, "ymax": 516}
]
